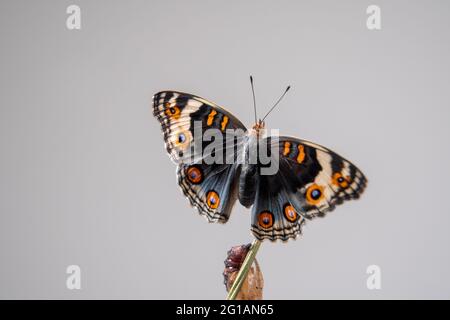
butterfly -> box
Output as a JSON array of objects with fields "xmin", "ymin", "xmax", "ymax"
[{"xmin": 152, "ymin": 84, "xmax": 367, "ymax": 242}]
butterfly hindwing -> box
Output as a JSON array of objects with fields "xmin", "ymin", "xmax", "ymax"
[
  {"xmin": 153, "ymin": 91, "xmax": 247, "ymax": 223},
  {"xmin": 250, "ymin": 172, "xmax": 306, "ymax": 241},
  {"xmin": 177, "ymin": 162, "xmax": 240, "ymax": 223}
]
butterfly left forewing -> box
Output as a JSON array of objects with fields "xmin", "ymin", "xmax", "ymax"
[{"xmin": 153, "ymin": 91, "xmax": 246, "ymax": 164}]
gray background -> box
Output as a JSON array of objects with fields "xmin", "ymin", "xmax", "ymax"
[{"xmin": 1, "ymin": 0, "xmax": 449, "ymax": 299}]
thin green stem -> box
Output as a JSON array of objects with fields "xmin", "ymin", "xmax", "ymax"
[{"xmin": 226, "ymin": 239, "xmax": 262, "ymax": 300}]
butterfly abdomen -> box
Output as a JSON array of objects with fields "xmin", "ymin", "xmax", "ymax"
[
  {"xmin": 239, "ymin": 163, "xmax": 257, "ymax": 208},
  {"xmin": 238, "ymin": 133, "xmax": 263, "ymax": 208}
]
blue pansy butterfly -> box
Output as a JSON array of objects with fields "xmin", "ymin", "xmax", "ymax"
[{"xmin": 153, "ymin": 81, "xmax": 367, "ymax": 241}]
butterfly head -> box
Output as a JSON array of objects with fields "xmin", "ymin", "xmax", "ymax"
[{"xmin": 252, "ymin": 119, "xmax": 266, "ymax": 137}]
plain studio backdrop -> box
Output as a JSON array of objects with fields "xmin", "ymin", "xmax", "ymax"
[{"xmin": 1, "ymin": 0, "xmax": 449, "ymax": 299}]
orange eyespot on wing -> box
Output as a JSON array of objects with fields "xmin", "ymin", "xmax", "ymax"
[
  {"xmin": 206, "ymin": 190, "xmax": 220, "ymax": 209},
  {"xmin": 296, "ymin": 144, "xmax": 305, "ymax": 164},
  {"xmin": 174, "ymin": 131, "xmax": 188, "ymax": 146},
  {"xmin": 164, "ymin": 105, "xmax": 181, "ymax": 119},
  {"xmin": 283, "ymin": 204, "xmax": 298, "ymax": 222},
  {"xmin": 306, "ymin": 184, "xmax": 325, "ymax": 205},
  {"xmin": 186, "ymin": 166, "xmax": 203, "ymax": 184},
  {"xmin": 332, "ymin": 172, "xmax": 351, "ymax": 188},
  {"xmin": 258, "ymin": 211, "xmax": 274, "ymax": 229}
]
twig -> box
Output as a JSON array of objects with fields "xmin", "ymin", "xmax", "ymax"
[{"xmin": 226, "ymin": 239, "xmax": 262, "ymax": 300}]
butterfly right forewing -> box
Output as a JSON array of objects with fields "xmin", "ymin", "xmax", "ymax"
[{"xmin": 275, "ymin": 136, "xmax": 367, "ymax": 219}]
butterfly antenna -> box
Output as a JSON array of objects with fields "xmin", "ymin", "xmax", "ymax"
[
  {"xmin": 250, "ymin": 75, "xmax": 258, "ymax": 124},
  {"xmin": 261, "ymin": 85, "xmax": 291, "ymax": 121}
]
